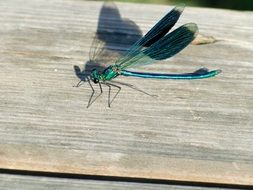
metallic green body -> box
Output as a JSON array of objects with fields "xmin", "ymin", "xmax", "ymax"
[
  {"xmin": 100, "ymin": 66, "xmax": 120, "ymax": 81},
  {"xmin": 90, "ymin": 66, "xmax": 120, "ymax": 83}
]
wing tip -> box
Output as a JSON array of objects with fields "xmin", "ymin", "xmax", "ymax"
[
  {"xmin": 184, "ymin": 23, "xmax": 199, "ymax": 37},
  {"xmin": 174, "ymin": 4, "xmax": 185, "ymax": 13}
]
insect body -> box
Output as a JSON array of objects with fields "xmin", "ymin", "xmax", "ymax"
[
  {"xmin": 81, "ymin": 5, "xmax": 221, "ymax": 108},
  {"xmin": 90, "ymin": 65, "xmax": 120, "ymax": 83}
]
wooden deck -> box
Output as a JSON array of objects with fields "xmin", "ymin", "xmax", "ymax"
[{"xmin": 0, "ymin": 0, "xmax": 253, "ymax": 189}]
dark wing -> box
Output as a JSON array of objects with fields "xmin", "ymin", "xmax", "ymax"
[
  {"xmin": 115, "ymin": 5, "xmax": 185, "ymax": 64},
  {"xmin": 139, "ymin": 5, "xmax": 185, "ymax": 47},
  {"xmin": 117, "ymin": 23, "xmax": 198, "ymax": 69}
]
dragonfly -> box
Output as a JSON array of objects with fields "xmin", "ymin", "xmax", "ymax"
[{"xmin": 77, "ymin": 5, "xmax": 221, "ymax": 108}]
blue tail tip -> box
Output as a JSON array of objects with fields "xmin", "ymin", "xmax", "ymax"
[{"xmin": 216, "ymin": 69, "xmax": 222, "ymax": 74}]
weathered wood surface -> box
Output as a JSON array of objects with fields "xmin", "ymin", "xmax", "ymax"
[
  {"xmin": 0, "ymin": 0, "xmax": 253, "ymax": 186},
  {"xmin": 0, "ymin": 173, "xmax": 244, "ymax": 190}
]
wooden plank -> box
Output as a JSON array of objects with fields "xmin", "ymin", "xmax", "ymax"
[
  {"xmin": 0, "ymin": 0, "xmax": 253, "ymax": 186},
  {"xmin": 0, "ymin": 173, "xmax": 245, "ymax": 190}
]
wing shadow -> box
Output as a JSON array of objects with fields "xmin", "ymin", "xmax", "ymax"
[{"xmin": 74, "ymin": 1, "xmax": 142, "ymax": 83}]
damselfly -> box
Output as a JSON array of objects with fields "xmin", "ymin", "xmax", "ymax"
[{"xmin": 76, "ymin": 5, "xmax": 221, "ymax": 108}]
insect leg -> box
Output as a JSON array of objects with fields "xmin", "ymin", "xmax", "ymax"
[
  {"xmin": 87, "ymin": 78, "xmax": 95, "ymax": 108},
  {"xmin": 87, "ymin": 79, "xmax": 104, "ymax": 108},
  {"xmin": 98, "ymin": 82, "xmax": 103, "ymax": 93},
  {"xmin": 102, "ymin": 82, "xmax": 121, "ymax": 107},
  {"xmin": 73, "ymin": 79, "xmax": 84, "ymax": 87},
  {"xmin": 110, "ymin": 80, "xmax": 157, "ymax": 97}
]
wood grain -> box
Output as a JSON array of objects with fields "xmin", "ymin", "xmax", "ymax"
[{"xmin": 0, "ymin": 0, "xmax": 253, "ymax": 186}]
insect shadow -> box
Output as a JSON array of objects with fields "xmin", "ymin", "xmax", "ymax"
[{"xmin": 73, "ymin": 1, "xmax": 154, "ymax": 108}]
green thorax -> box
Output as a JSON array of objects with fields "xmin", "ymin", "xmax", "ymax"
[{"xmin": 99, "ymin": 65, "xmax": 120, "ymax": 81}]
